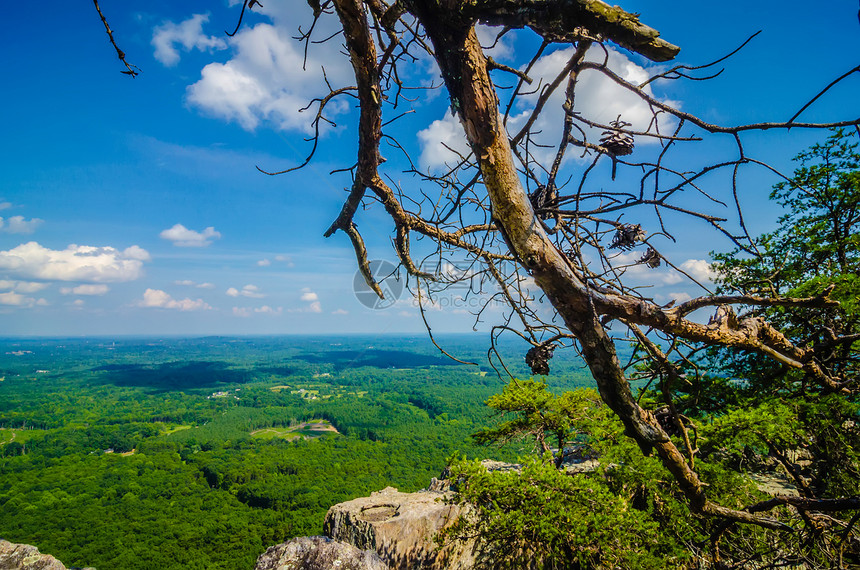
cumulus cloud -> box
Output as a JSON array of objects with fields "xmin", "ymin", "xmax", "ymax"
[
  {"xmin": 475, "ymin": 24, "xmax": 513, "ymax": 61},
  {"xmin": 331, "ymin": 308, "xmax": 348, "ymax": 315},
  {"xmin": 290, "ymin": 288, "xmax": 322, "ymax": 313},
  {"xmin": 0, "ymin": 242, "xmax": 149, "ymax": 283},
  {"xmin": 680, "ymin": 259, "xmax": 717, "ymax": 283},
  {"xmin": 0, "ymin": 289, "xmax": 48, "ymax": 308},
  {"xmin": 418, "ymin": 45, "xmax": 677, "ymax": 171},
  {"xmin": 227, "ymin": 284, "xmax": 265, "ymax": 298},
  {"xmin": 186, "ymin": 21, "xmax": 351, "ymax": 133},
  {"xmin": 275, "ymin": 254, "xmax": 295, "ymax": 268},
  {"xmin": 159, "ymin": 224, "xmax": 221, "ymax": 247},
  {"xmin": 417, "ymin": 114, "xmax": 472, "ymax": 171},
  {"xmin": 258, "ymin": 255, "xmax": 295, "ymax": 268},
  {"xmin": 59, "ymin": 284, "xmax": 110, "ymax": 296},
  {"xmin": 666, "ymin": 291, "xmax": 693, "ymax": 304},
  {"xmin": 300, "ymin": 287, "xmax": 321, "ymax": 312},
  {"xmin": 300, "ymin": 290, "xmax": 318, "ymax": 302},
  {"xmin": 175, "ymin": 279, "xmax": 215, "ymax": 289},
  {"xmin": 0, "ymin": 216, "xmax": 43, "ymax": 234},
  {"xmin": 233, "ymin": 305, "xmax": 283, "ymax": 316},
  {"xmin": 0, "ymin": 280, "xmax": 49, "ymax": 294},
  {"xmin": 139, "ymin": 288, "xmax": 212, "ymax": 311},
  {"xmin": 0, "ymin": 291, "xmax": 30, "ymax": 306},
  {"xmin": 152, "ymin": 14, "xmax": 227, "ymax": 67}
]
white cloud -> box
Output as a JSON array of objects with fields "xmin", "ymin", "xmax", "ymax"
[
  {"xmin": 331, "ymin": 308, "xmax": 348, "ymax": 315},
  {"xmin": 289, "ymin": 288, "xmax": 322, "ymax": 313},
  {"xmin": 300, "ymin": 290, "xmax": 318, "ymax": 302},
  {"xmin": 417, "ymin": 114, "xmax": 472, "ymax": 172},
  {"xmin": 475, "ymin": 24, "xmax": 514, "ymax": 61},
  {"xmin": 0, "ymin": 216, "xmax": 43, "ymax": 234},
  {"xmin": 299, "ymin": 287, "xmax": 321, "ymax": 312},
  {"xmin": 274, "ymin": 254, "xmax": 295, "ymax": 268},
  {"xmin": 227, "ymin": 284, "xmax": 265, "ymax": 298},
  {"xmin": 186, "ymin": 21, "xmax": 351, "ymax": 133},
  {"xmin": 666, "ymin": 291, "xmax": 693, "ymax": 304},
  {"xmin": 0, "ymin": 242, "xmax": 149, "ymax": 283},
  {"xmin": 123, "ymin": 245, "xmax": 151, "ymax": 260},
  {"xmin": 680, "ymin": 259, "xmax": 717, "ymax": 283},
  {"xmin": 418, "ymin": 45, "xmax": 677, "ymax": 171},
  {"xmin": 152, "ymin": 14, "xmax": 227, "ymax": 67},
  {"xmin": 176, "ymin": 279, "xmax": 216, "ymax": 289},
  {"xmin": 0, "ymin": 202, "xmax": 11, "ymax": 211},
  {"xmin": 159, "ymin": 224, "xmax": 221, "ymax": 247},
  {"xmin": 139, "ymin": 288, "xmax": 211, "ymax": 311},
  {"xmin": 59, "ymin": 284, "xmax": 110, "ymax": 296},
  {"xmin": 0, "ymin": 290, "xmax": 47, "ymax": 308},
  {"xmin": 0, "ymin": 291, "xmax": 29, "ymax": 306},
  {"xmin": 242, "ymin": 284, "xmax": 265, "ymax": 298},
  {"xmin": 0, "ymin": 280, "xmax": 49, "ymax": 294},
  {"xmin": 234, "ymin": 304, "xmax": 283, "ymax": 316},
  {"xmin": 507, "ymin": 45, "xmax": 677, "ymax": 160},
  {"xmin": 257, "ymin": 258, "xmax": 271, "ymax": 267},
  {"xmin": 607, "ymin": 250, "xmax": 690, "ymax": 285},
  {"xmin": 72, "ymin": 299, "xmax": 85, "ymax": 307}
]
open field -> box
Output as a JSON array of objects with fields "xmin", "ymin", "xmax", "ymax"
[{"xmin": 250, "ymin": 420, "xmax": 339, "ymax": 441}]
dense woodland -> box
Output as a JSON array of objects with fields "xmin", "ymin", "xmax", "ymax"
[{"xmin": 0, "ymin": 334, "xmax": 593, "ymax": 569}]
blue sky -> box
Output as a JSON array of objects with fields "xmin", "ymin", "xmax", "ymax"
[{"xmin": 0, "ymin": 1, "xmax": 857, "ymax": 336}]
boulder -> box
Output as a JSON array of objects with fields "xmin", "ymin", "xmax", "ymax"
[
  {"xmin": 0, "ymin": 541, "xmax": 68, "ymax": 570},
  {"xmin": 323, "ymin": 487, "xmax": 475, "ymax": 570},
  {"xmin": 254, "ymin": 536, "xmax": 387, "ymax": 570}
]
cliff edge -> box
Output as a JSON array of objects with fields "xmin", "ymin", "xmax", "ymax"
[{"xmin": 0, "ymin": 540, "xmax": 72, "ymax": 570}]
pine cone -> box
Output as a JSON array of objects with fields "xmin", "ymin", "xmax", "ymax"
[
  {"xmin": 600, "ymin": 118, "xmax": 634, "ymax": 180},
  {"xmin": 637, "ymin": 247, "xmax": 661, "ymax": 268},
  {"xmin": 609, "ymin": 223, "xmax": 645, "ymax": 250},
  {"xmin": 600, "ymin": 118, "xmax": 635, "ymax": 157},
  {"xmin": 525, "ymin": 343, "xmax": 556, "ymax": 375},
  {"xmin": 600, "ymin": 130, "xmax": 635, "ymax": 157},
  {"xmin": 654, "ymin": 407, "xmax": 681, "ymax": 437}
]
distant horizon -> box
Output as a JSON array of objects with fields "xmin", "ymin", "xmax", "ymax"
[{"xmin": 0, "ymin": 331, "xmax": 489, "ymax": 340}]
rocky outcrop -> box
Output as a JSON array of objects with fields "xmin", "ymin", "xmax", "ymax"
[
  {"xmin": 323, "ymin": 487, "xmax": 474, "ymax": 570},
  {"xmin": 256, "ymin": 461, "xmax": 527, "ymax": 570},
  {"xmin": 254, "ymin": 536, "xmax": 387, "ymax": 570},
  {"xmin": 0, "ymin": 541, "xmax": 69, "ymax": 570}
]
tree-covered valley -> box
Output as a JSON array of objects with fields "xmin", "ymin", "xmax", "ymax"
[{"xmin": 0, "ymin": 334, "xmax": 593, "ymax": 569}]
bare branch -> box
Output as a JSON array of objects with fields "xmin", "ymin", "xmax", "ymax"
[{"xmin": 91, "ymin": 0, "xmax": 140, "ymax": 77}]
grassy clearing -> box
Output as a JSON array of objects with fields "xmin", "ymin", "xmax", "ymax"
[
  {"xmin": 0, "ymin": 428, "xmax": 48, "ymax": 444},
  {"xmin": 250, "ymin": 420, "xmax": 339, "ymax": 441}
]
